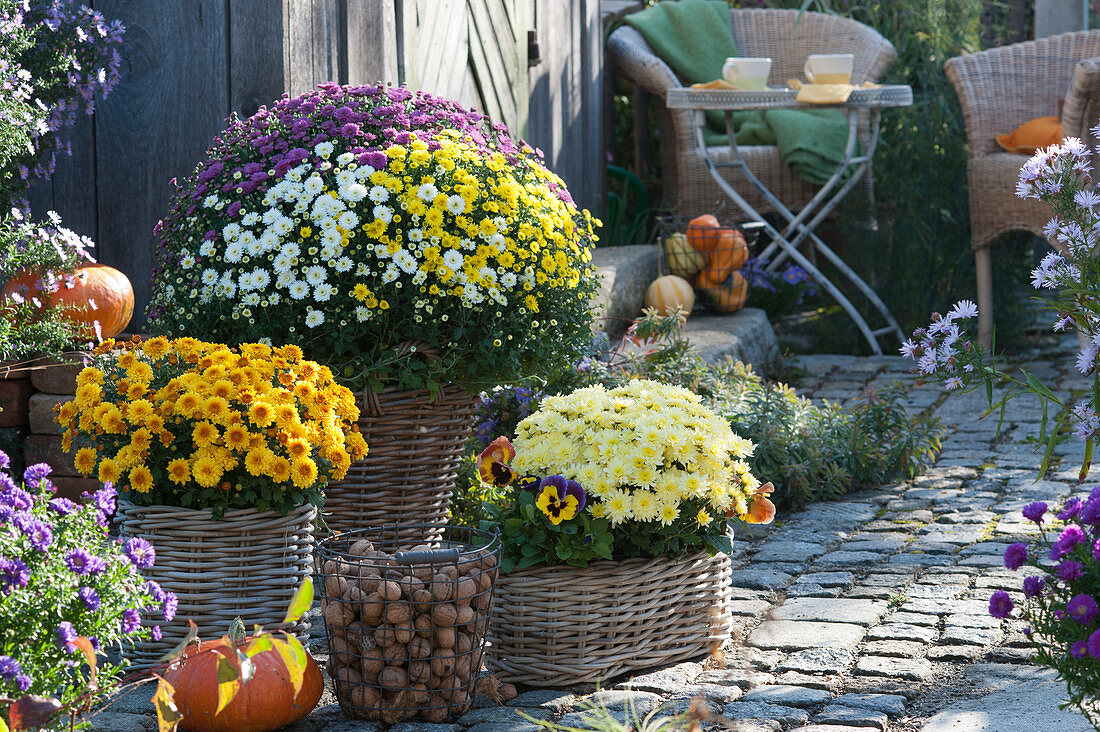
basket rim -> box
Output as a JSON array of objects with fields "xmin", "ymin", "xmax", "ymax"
[
  {"xmin": 316, "ymin": 524, "xmax": 501, "ymax": 560},
  {"xmin": 115, "ymin": 499, "xmax": 317, "ymax": 522}
]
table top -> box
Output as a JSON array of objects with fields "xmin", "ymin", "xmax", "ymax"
[{"xmin": 666, "ymin": 84, "xmax": 913, "ymax": 111}]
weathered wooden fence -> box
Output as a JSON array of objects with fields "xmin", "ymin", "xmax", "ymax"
[{"xmin": 28, "ymin": 0, "xmax": 603, "ymax": 329}]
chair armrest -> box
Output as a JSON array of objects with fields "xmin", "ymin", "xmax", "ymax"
[
  {"xmin": 1061, "ymin": 57, "xmax": 1100, "ymax": 146},
  {"xmin": 606, "ymin": 25, "xmax": 682, "ymax": 99}
]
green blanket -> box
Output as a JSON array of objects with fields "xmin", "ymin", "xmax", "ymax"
[{"xmin": 624, "ymin": 0, "xmax": 853, "ymax": 186}]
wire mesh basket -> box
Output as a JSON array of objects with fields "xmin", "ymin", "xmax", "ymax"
[
  {"xmin": 316, "ymin": 524, "xmax": 500, "ymax": 724},
  {"xmin": 657, "ymin": 214, "xmax": 766, "ymax": 313}
]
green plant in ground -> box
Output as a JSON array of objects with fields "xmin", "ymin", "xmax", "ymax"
[{"xmin": 521, "ymin": 694, "xmax": 714, "ymax": 732}]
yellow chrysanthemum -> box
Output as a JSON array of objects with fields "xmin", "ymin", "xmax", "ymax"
[
  {"xmin": 192, "ymin": 421, "xmax": 219, "ymax": 446},
  {"xmin": 175, "ymin": 391, "xmax": 202, "ymax": 417},
  {"xmin": 141, "ymin": 335, "xmax": 171, "ymax": 359},
  {"xmin": 167, "ymin": 458, "xmax": 190, "ymax": 485},
  {"xmin": 285, "ymin": 438, "xmax": 310, "ymax": 460},
  {"xmin": 126, "ymin": 399, "xmax": 155, "ymax": 425},
  {"xmin": 248, "ymin": 401, "xmax": 275, "ymax": 427},
  {"xmin": 129, "ymin": 465, "xmax": 153, "ymax": 493},
  {"xmin": 269, "ymin": 456, "xmax": 292, "ymax": 483},
  {"xmin": 74, "ymin": 447, "xmax": 97, "ymax": 476},
  {"xmin": 695, "ymin": 509, "xmax": 713, "ymax": 527},
  {"xmin": 192, "ymin": 456, "xmax": 222, "ymax": 487},
  {"xmin": 98, "ymin": 458, "xmax": 121, "ymax": 485},
  {"xmin": 224, "ymin": 424, "xmax": 250, "ymax": 451},
  {"xmin": 202, "ymin": 395, "xmax": 230, "ymax": 421},
  {"xmin": 290, "ymin": 457, "xmax": 318, "ymax": 488}
]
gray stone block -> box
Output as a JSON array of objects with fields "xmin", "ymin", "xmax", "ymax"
[
  {"xmin": 590, "ymin": 245, "xmax": 658, "ymax": 332},
  {"xmin": 682, "ymin": 308, "xmax": 779, "ymax": 372},
  {"xmin": 741, "ymin": 684, "xmax": 833, "ymax": 708},
  {"xmin": 749, "ymin": 621, "xmax": 866, "ymax": 651}
]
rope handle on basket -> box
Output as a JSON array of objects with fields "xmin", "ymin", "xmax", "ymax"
[
  {"xmin": 395, "ymin": 547, "xmax": 460, "ymax": 564},
  {"xmin": 361, "ymin": 339, "xmax": 443, "ymax": 414}
]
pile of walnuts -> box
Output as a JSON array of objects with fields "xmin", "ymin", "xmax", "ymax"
[{"xmin": 320, "ymin": 538, "xmax": 499, "ymax": 723}]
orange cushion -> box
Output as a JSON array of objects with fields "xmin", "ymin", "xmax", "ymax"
[{"xmin": 996, "ymin": 116, "xmax": 1062, "ymax": 154}]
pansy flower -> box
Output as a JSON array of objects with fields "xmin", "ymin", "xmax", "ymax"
[
  {"xmin": 535, "ymin": 475, "xmax": 586, "ymax": 525},
  {"xmin": 477, "ymin": 436, "xmax": 518, "ymax": 487},
  {"xmin": 743, "ymin": 481, "xmax": 776, "ymax": 525}
]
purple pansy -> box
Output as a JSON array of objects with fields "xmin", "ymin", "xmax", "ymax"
[
  {"xmin": 1003, "ymin": 542, "xmax": 1028, "ymax": 570},
  {"xmin": 1067, "ymin": 593, "xmax": 1099, "ymax": 624},
  {"xmin": 124, "ymin": 537, "xmax": 155, "ymax": 569},
  {"xmin": 989, "ymin": 589, "xmax": 1014, "ymax": 619},
  {"xmin": 1022, "ymin": 501, "xmax": 1048, "ymax": 524}
]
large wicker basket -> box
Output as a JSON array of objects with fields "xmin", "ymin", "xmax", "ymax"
[
  {"xmin": 486, "ymin": 551, "xmax": 733, "ymax": 685},
  {"xmin": 323, "ymin": 385, "xmax": 478, "ymax": 537},
  {"xmin": 115, "ymin": 500, "xmax": 316, "ymax": 667}
]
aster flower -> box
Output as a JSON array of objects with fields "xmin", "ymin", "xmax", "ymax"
[
  {"xmin": 1050, "ymin": 524, "xmax": 1087, "ymax": 560},
  {"xmin": 120, "ymin": 608, "xmax": 141, "ymax": 634},
  {"xmin": 21, "ymin": 518, "xmax": 52, "ymax": 552},
  {"xmin": 1003, "ymin": 542, "xmax": 1028, "ymax": 571},
  {"xmin": 988, "ymin": 589, "xmax": 1014, "ymax": 619},
  {"xmin": 0, "ymin": 557, "xmax": 30, "ymax": 595},
  {"xmin": 162, "ymin": 592, "xmax": 178, "ymax": 622},
  {"xmin": 1023, "ymin": 575, "xmax": 1045, "ymax": 598},
  {"xmin": 78, "ymin": 586, "xmax": 100, "ymax": 611},
  {"xmin": 1067, "ymin": 594, "xmax": 1098, "ymax": 624},
  {"xmin": 1059, "ymin": 560, "xmax": 1085, "ymax": 583},
  {"xmin": 57, "ymin": 621, "xmax": 77, "ymax": 652},
  {"xmin": 65, "ymin": 548, "xmax": 105, "ymax": 575},
  {"xmin": 0, "ymin": 655, "xmax": 20, "ymax": 679},
  {"xmin": 1022, "ymin": 501, "xmax": 1048, "ymax": 524},
  {"xmin": 47, "ymin": 497, "xmax": 78, "ymax": 516},
  {"xmin": 123, "ymin": 537, "xmax": 155, "ymax": 569}
]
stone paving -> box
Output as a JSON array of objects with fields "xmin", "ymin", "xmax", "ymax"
[{"xmin": 96, "ymin": 337, "xmax": 1098, "ymax": 731}]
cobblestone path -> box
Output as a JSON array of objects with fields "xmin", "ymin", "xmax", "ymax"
[{"xmin": 99, "ymin": 345, "xmax": 1098, "ymax": 732}]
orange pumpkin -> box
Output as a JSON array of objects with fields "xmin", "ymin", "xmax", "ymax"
[
  {"xmin": 163, "ymin": 638, "xmax": 324, "ymax": 732},
  {"xmin": 645, "ymin": 275, "xmax": 695, "ymax": 317},
  {"xmin": 686, "ymin": 215, "xmax": 721, "ymax": 253},
  {"xmin": 701, "ymin": 271, "xmax": 749, "ymax": 313},
  {"xmin": 1, "ymin": 264, "xmax": 134, "ymax": 339}
]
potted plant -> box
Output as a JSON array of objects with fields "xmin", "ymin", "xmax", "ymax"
[
  {"xmin": 145, "ymin": 83, "xmax": 600, "ymax": 537},
  {"xmin": 477, "ymin": 379, "xmax": 774, "ymax": 685},
  {"xmin": 55, "ymin": 335, "xmax": 367, "ymax": 665}
]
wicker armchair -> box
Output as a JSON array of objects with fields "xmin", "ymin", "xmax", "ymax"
[
  {"xmin": 606, "ymin": 8, "xmax": 897, "ymax": 218},
  {"xmin": 945, "ymin": 31, "xmax": 1100, "ymax": 347}
]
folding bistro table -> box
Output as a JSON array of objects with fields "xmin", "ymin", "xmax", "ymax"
[{"xmin": 665, "ymin": 85, "xmax": 913, "ymax": 355}]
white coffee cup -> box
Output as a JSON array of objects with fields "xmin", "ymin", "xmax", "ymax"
[
  {"xmin": 722, "ymin": 57, "xmax": 772, "ymax": 90},
  {"xmin": 804, "ymin": 53, "xmax": 854, "ymax": 84}
]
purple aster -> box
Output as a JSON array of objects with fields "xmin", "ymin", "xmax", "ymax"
[
  {"xmin": 14, "ymin": 673, "xmax": 30, "ymax": 691},
  {"xmin": 151, "ymin": 625, "xmax": 162, "ymax": 642},
  {"xmin": 1089, "ymin": 629, "xmax": 1100, "ymax": 659},
  {"xmin": 124, "ymin": 537, "xmax": 155, "ymax": 569},
  {"xmin": 121, "ymin": 608, "xmax": 141, "ymax": 635},
  {"xmin": 0, "ymin": 449, "xmax": 9, "ymax": 469},
  {"xmin": 91, "ymin": 483, "xmax": 116, "ymax": 521},
  {"xmin": 1021, "ymin": 501, "xmax": 1048, "ymax": 524},
  {"xmin": 1003, "ymin": 542, "xmax": 1028, "ymax": 570},
  {"xmin": 1094, "ymin": 539, "xmax": 1100, "ymax": 562},
  {"xmin": 1072, "ymin": 640, "xmax": 1089, "ymax": 658},
  {"xmin": 1023, "ymin": 575, "xmax": 1045, "ymax": 597},
  {"xmin": 1059, "ymin": 560, "xmax": 1085, "ymax": 582},
  {"xmin": 48, "ymin": 497, "xmax": 78, "ymax": 516},
  {"xmin": 989, "ymin": 589, "xmax": 1014, "ymax": 619},
  {"xmin": 58, "ymin": 621, "xmax": 77, "ymax": 652},
  {"xmin": 0, "ymin": 486, "xmax": 33, "ymax": 511},
  {"xmin": 78, "ymin": 586, "xmax": 100, "ymax": 611},
  {"xmin": 65, "ymin": 549, "xmax": 106, "ymax": 576},
  {"xmin": 162, "ymin": 591, "xmax": 178, "ymax": 622},
  {"xmin": 144, "ymin": 579, "xmax": 166, "ymax": 603},
  {"xmin": 22, "ymin": 463, "xmax": 51, "ymax": 488},
  {"xmin": 0, "ymin": 558, "xmax": 30, "ymax": 595},
  {"xmin": 1060, "ymin": 497, "xmax": 1084, "ymax": 521},
  {"xmin": 0, "ymin": 655, "xmax": 20, "ymax": 679},
  {"xmin": 21, "ymin": 518, "xmax": 52, "ymax": 552},
  {"xmin": 1050, "ymin": 524, "xmax": 1087, "ymax": 560},
  {"xmin": 1079, "ymin": 498, "xmax": 1100, "ymax": 526},
  {"xmin": 1068, "ymin": 594, "xmax": 1099, "ymax": 624}
]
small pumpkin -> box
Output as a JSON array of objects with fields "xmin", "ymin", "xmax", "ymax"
[
  {"xmin": 163, "ymin": 637, "xmax": 324, "ymax": 732},
  {"xmin": 701, "ymin": 271, "xmax": 749, "ymax": 313},
  {"xmin": 699, "ymin": 229, "xmax": 750, "ymax": 286},
  {"xmin": 645, "ymin": 275, "xmax": 695, "ymax": 317},
  {"xmin": 663, "ymin": 233, "xmax": 706, "ymax": 278},
  {"xmin": 686, "ymin": 214, "xmax": 721, "ymax": 253},
  {"xmin": 1, "ymin": 264, "xmax": 134, "ymax": 339}
]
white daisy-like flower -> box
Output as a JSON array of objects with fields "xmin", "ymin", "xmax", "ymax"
[
  {"xmin": 412, "ymin": 269, "xmax": 428, "ymax": 285},
  {"xmin": 305, "ymin": 265, "xmax": 327, "ymax": 286},
  {"xmin": 288, "ymin": 280, "xmax": 310, "ymax": 300},
  {"xmin": 341, "ymin": 183, "xmax": 367, "ymax": 202},
  {"xmin": 489, "ymin": 233, "xmax": 506, "ymax": 250},
  {"xmin": 242, "ymin": 292, "xmax": 261, "ymax": 306},
  {"xmin": 224, "ymin": 243, "xmax": 244, "ymax": 263},
  {"xmin": 314, "ymin": 141, "xmax": 334, "ymax": 159},
  {"xmin": 181, "ymin": 255, "xmax": 196, "ymax": 269},
  {"xmin": 320, "ymin": 242, "xmax": 341, "ymax": 260},
  {"xmin": 198, "ymin": 288, "xmax": 213, "ymax": 304},
  {"xmin": 479, "ymin": 266, "xmax": 497, "ymax": 283},
  {"xmin": 335, "ymin": 257, "xmax": 353, "ymax": 273},
  {"xmin": 203, "ymin": 195, "xmax": 219, "ymax": 208},
  {"xmin": 280, "ymin": 242, "xmax": 301, "ymax": 259},
  {"xmin": 242, "ymin": 232, "xmax": 264, "ymax": 256},
  {"xmin": 241, "ymin": 212, "xmax": 260, "ymax": 226},
  {"xmin": 262, "ymin": 207, "xmax": 281, "ymax": 225},
  {"xmin": 250, "ymin": 268, "xmax": 271, "ymax": 290},
  {"xmin": 446, "ymin": 195, "xmax": 466, "ymax": 215},
  {"xmin": 199, "ymin": 242, "xmax": 216, "ymax": 257},
  {"xmin": 321, "ymin": 229, "xmax": 341, "ymax": 247},
  {"xmin": 408, "ymin": 228, "xmax": 424, "ymax": 242},
  {"xmin": 305, "ymin": 308, "xmax": 325, "ymax": 328},
  {"xmin": 337, "ymin": 152, "xmax": 355, "ymax": 165},
  {"xmin": 355, "ymin": 306, "xmax": 371, "ymax": 321},
  {"xmin": 303, "ymin": 175, "xmax": 324, "ymax": 197},
  {"xmin": 373, "ymin": 205, "xmax": 393, "ymax": 223},
  {"xmin": 417, "ymin": 183, "xmax": 439, "ymax": 201},
  {"xmin": 949, "ymin": 300, "xmax": 978, "ymax": 320},
  {"xmin": 443, "ymin": 249, "xmax": 464, "ymax": 271},
  {"xmin": 275, "ymin": 271, "xmax": 295, "ymax": 289},
  {"xmin": 272, "ymin": 216, "xmax": 294, "ymax": 236},
  {"xmin": 238, "ymin": 272, "xmax": 254, "ymax": 291},
  {"xmin": 313, "ymin": 283, "xmax": 335, "ymax": 301},
  {"xmin": 335, "ymin": 170, "xmax": 355, "ymax": 187},
  {"xmin": 369, "ymin": 186, "xmax": 389, "ymax": 203},
  {"xmin": 338, "ymin": 210, "xmax": 359, "ymax": 229},
  {"xmin": 222, "ymin": 222, "xmax": 241, "ymax": 241},
  {"xmin": 356, "ymin": 263, "xmax": 370, "ymax": 276},
  {"xmin": 501, "ymin": 272, "xmax": 517, "ymax": 288},
  {"xmin": 268, "ymin": 292, "xmax": 281, "ymax": 305},
  {"xmin": 381, "ymin": 266, "xmax": 399, "ymax": 284},
  {"xmin": 201, "ymin": 269, "xmax": 219, "ymax": 285},
  {"xmin": 394, "ymin": 250, "xmax": 418, "ymax": 274}
]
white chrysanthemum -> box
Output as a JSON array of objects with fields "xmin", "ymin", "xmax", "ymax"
[
  {"xmin": 501, "ymin": 272, "xmax": 517, "ymax": 288},
  {"xmin": 303, "ymin": 175, "xmax": 324, "ymax": 197},
  {"xmin": 394, "ymin": 250, "xmax": 418, "ymax": 274},
  {"xmin": 201, "ymin": 269, "xmax": 218, "ymax": 285},
  {"xmin": 417, "ymin": 183, "xmax": 439, "ymax": 201},
  {"xmin": 288, "ymin": 280, "xmax": 310, "ymax": 300},
  {"xmin": 222, "ymin": 222, "xmax": 241, "ymax": 241},
  {"xmin": 274, "ymin": 271, "xmax": 294, "ymax": 289},
  {"xmin": 320, "ymin": 242, "xmax": 341, "ymax": 260},
  {"xmin": 242, "ymin": 292, "xmax": 260, "ymax": 306},
  {"xmin": 341, "ymin": 182, "xmax": 367, "ymax": 202},
  {"xmin": 337, "ymin": 210, "xmax": 359, "ymax": 230},
  {"xmin": 369, "ymin": 186, "xmax": 389, "ymax": 203},
  {"xmin": 443, "ymin": 250, "xmax": 464, "ymax": 270},
  {"xmin": 202, "ymin": 195, "xmax": 219, "ymax": 208},
  {"xmin": 262, "ymin": 208, "xmax": 281, "ymax": 225},
  {"xmin": 305, "ymin": 308, "xmax": 325, "ymax": 328},
  {"xmin": 268, "ymin": 292, "xmax": 281, "ymax": 305},
  {"xmin": 314, "ymin": 141, "xmax": 334, "ymax": 158},
  {"xmin": 373, "ymin": 205, "xmax": 393, "ymax": 223},
  {"xmin": 355, "ymin": 306, "xmax": 370, "ymax": 322},
  {"xmin": 321, "ymin": 229, "xmax": 341, "ymax": 247},
  {"xmin": 313, "ymin": 283, "xmax": 335, "ymax": 301},
  {"xmin": 223, "ymin": 243, "xmax": 244, "ymax": 263},
  {"xmin": 250, "ymin": 268, "xmax": 270, "ymax": 290},
  {"xmin": 199, "ymin": 242, "xmax": 216, "ymax": 257},
  {"xmin": 179, "ymin": 255, "xmax": 195, "ymax": 270},
  {"xmin": 334, "ymin": 257, "xmax": 353, "ymax": 273},
  {"xmin": 445, "ymin": 195, "xmax": 466, "ymax": 215},
  {"xmin": 411, "ymin": 269, "xmax": 428, "ymax": 285},
  {"xmin": 241, "ymin": 211, "xmax": 260, "ymax": 226},
  {"xmin": 381, "ymin": 266, "xmax": 399, "ymax": 284},
  {"xmin": 336, "ymin": 152, "xmax": 355, "ymax": 165},
  {"xmin": 304, "ymin": 266, "xmax": 327, "ymax": 286},
  {"xmin": 335, "ymin": 170, "xmax": 355, "ymax": 187}
]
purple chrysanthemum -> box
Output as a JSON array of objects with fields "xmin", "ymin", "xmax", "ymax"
[
  {"xmin": 78, "ymin": 586, "xmax": 100, "ymax": 611},
  {"xmin": 1050, "ymin": 524, "xmax": 1087, "ymax": 560},
  {"xmin": 14, "ymin": 673, "xmax": 30, "ymax": 691},
  {"xmin": 65, "ymin": 548, "xmax": 105, "ymax": 576},
  {"xmin": 1003, "ymin": 542, "xmax": 1028, "ymax": 570},
  {"xmin": 124, "ymin": 537, "xmax": 155, "ymax": 569},
  {"xmin": 989, "ymin": 589, "xmax": 1014, "ymax": 619},
  {"xmin": 48, "ymin": 497, "xmax": 78, "ymax": 516},
  {"xmin": 21, "ymin": 518, "xmax": 52, "ymax": 552},
  {"xmin": 0, "ymin": 557, "xmax": 30, "ymax": 595},
  {"xmin": 0, "ymin": 655, "xmax": 20, "ymax": 679},
  {"xmin": 121, "ymin": 608, "xmax": 141, "ymax": 635},
  {"xmin": 1022, "ymin": 501, "xmax": 1048, "ymax": 524},
  {"xmin": 1080, "ymin": 498, "xmax": 1100, "ymax": 526},
  {"xmin": 22, "ymin": 462, "xmax": 51, "ymax": 488},
  {"xmin": 58, "ymin": 621, "xmax": 77, "ymax": 652},
  {"xmin": 1060, "ymin": 497, "xmax": 1084, "ymax": 521},
  {"xmin": 1059, "ymin": 560, "xmax": 1085, "ymax": 582},
  {"xmin": 1068, "ymin": 593, "xmax": 1099, "ymax": 624},
  {"xmin": 1023, "ymin": 575, "xmax": 1045, "ymax": 598}
]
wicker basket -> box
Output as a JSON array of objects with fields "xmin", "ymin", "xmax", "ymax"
[
  {"xmin": 323, "ymin": 385, "xmax": 478, "ymax": 538},
  {"xmin": 486, "ymin": 551, "xmax": 733, "ymax": 686},
  {"xmin": 115, "ymin": 500, "xmax": 316, "ymax": 667}
]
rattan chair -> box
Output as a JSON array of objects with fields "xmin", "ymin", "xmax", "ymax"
[
  {"xmin": 945, "ymin": 31, "xmax": 1100, "ymax": 347},
  {"xmin": 606, "ymin": 8, "xmax": 897, "ymax": 218}
]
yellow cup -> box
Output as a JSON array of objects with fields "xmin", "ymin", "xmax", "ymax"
[{"xmin": 804, "ymin": 53, "xmax": 854, "ymax": 84}]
